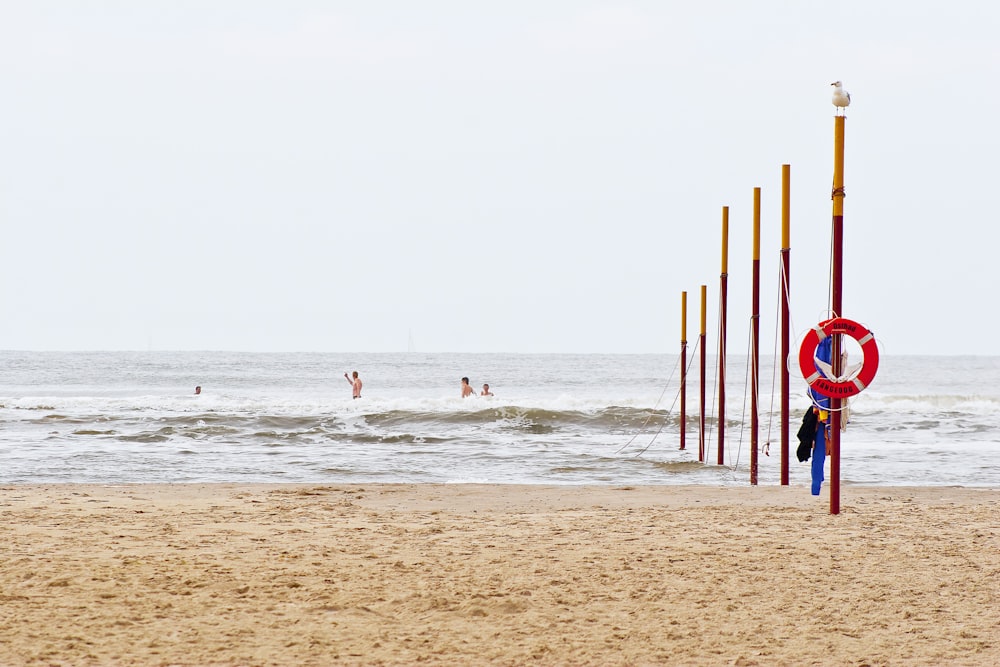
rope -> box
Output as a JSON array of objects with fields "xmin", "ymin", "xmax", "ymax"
[
  {"xmin": 729, "ymin": 320, "xmax": 755, "ymax": 472},
  {"xmin": 615, "ymin": 351, "xmax": 683, "ymax": 454},
  {"xmin": 631, "ymin": 336, "xmax": 702, "ymax": 458},
  {"xmin": 807, "ymin": 390, "xmax": 851, "ymax": 414},
  {"xmin": 763, "ymin": 255, "xmax": 795, "ymax": 455},
  {"xmin": 702, "ymin": 287, "xmax": 725, "ymax": 466},
  {"xmin": 827, "ymin": 230, "xmax": 834, "ymax": 317}
]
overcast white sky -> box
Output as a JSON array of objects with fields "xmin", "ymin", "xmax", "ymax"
[{"xmin": 1, "ymin": 2, "xmax": 997, "ymax": 354}]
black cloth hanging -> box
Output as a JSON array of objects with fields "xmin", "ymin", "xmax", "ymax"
[{"xmin": 795, "ymin": 408, "xmax": 818, "ymax": 462}]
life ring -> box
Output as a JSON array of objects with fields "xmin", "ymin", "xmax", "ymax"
[{"xmin": 799, "ymin": 317, "xmax": 879, "ymax": 398}]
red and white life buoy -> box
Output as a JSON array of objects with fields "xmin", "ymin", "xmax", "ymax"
[{"xmin": 799, "ymin": 317, "xmax": 879, "ymax": 398}]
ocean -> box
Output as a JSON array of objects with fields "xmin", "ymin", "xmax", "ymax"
[{"xmin": 1, "ymin": 351, "xmax": 998, "ymax": 488}]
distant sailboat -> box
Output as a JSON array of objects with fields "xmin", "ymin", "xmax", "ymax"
[{"xmin": 407, "ymin": 329, "xmax": 417, "ymax": 353}]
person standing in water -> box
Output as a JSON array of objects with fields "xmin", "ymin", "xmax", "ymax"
[
  {"xmin": 480, "ymin": 383, "xmax": 493, "ymax": 396},
  {"xmin": 461, "ymin": 377, "xmax": 475, "ymax": 398},
  {"xmin": 344, "ymin": 371, "xmax": 362, "ymax": 399},
  {"xmin": 194, "ymin": 386, "xmax": 202, "ymax": 395}
]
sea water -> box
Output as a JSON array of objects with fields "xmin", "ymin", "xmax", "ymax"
[{"xmin": 1, "ymin": 351, "xmax": 998, "ymax": 487}]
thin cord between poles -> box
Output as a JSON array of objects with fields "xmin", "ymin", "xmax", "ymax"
[
  {"xmin": 615, "ymin": 350, "xmax": 683, "ymax": 454},
  {"xmin": 631, "ymin": 336, "xmax": 702, "ymax": 458}
]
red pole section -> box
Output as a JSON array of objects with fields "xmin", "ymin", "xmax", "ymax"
[
  {"xmin": 680, "ymin": 291, "xmax": 687, "ymax": 450},
  {"xmin": 751, "ymin": 188, "xmax": 761, "ymax": 485},
  {"xmin": 718, "ymin": 206, "xmax": 729, "ymax": 466},
  {"xmin": 780, "ymin": 164, "xmax": 791, "ymax": 485},
  {"xmin": 699, "ymin": 285, "xmax": 707, "ymax": 463}
]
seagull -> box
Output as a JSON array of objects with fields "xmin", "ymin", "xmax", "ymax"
[{"xmin": 831, "ymin": 80, "xmax": 851, "ymax": 113}]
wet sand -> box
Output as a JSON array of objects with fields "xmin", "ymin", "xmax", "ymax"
[{"xmin": 1, "ymin": 484, "xmax": 998, "ymax": 666}]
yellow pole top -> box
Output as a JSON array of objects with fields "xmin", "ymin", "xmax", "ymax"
[
  {"xmin": 681, "ymin": 291, "xmax": 687, "ymax": 343},
  {"xmin": 721, "ymin": 206, "xmax": 729, "ymax": 273},
  {"xmin": 753, "ymin": 187, "xmax": 761, "ymax": 261},
  {"xmin": 700, "ymin": 285, "xmax": 707, "ymax": 335},
  {"xmin": 781, "ymin": 164, "xmax": 790, "ymax": 249},
  {"xmin": 833, "ymin": 116, "xmax": 845, "ymax": 217}
]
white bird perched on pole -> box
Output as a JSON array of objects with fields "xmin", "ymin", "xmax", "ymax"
[{"xmin": 831, "ymin": 80, "xmax": 851, "ymax": 113}]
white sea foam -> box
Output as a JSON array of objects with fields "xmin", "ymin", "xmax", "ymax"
[{"xmin": 1, "ymin": 351, "xmax": 998, "ymax": 486}]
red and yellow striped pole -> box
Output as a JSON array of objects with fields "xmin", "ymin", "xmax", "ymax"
[
  {"xmin": 830, "ymin": 115, "xmax": 846, "ymax": 514},
  {"xmin": 699, "ymin": 284, "xmax": 707, "ymax": 463},
  {"xmin": 680, "ymin": 291, "xmax": 687, "ymax": 451},
  {"xmin": 780, "ymin": 164, "xmax": 791, "ymax": 485},
  {"xmin": 718, "ymin": 206, "xmax": 729, "ymax": 466}
]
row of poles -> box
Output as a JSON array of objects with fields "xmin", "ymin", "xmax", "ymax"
[{"xmin": 675, "ymin": 115, "xmax": 847, "ymax": 515}]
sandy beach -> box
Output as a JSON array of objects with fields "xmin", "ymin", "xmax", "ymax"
[{"xmin": 1, "ymin": 484, "xmax": 997, "ymax": 666}]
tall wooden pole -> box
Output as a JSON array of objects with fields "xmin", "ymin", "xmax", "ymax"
[
  {"xmin": 718, "ymin": 206, "xmax": 729, "ymax": 466},
  {"xmin": 680, "ymin": 291, "xmax": 687, "ymax": 450},
  {"xmin": 780, "ymin": 164, "xmax": 791, "ymax": 485},
  {"xmin": 830, "ymin": 116, "xmax": 846, "ymax": 514},
  {"xmin": 699, "ymin": 285, "xmax": 707, "ymax": 463},
  {"xmin": 750, "ymin": 188, "xmax": 761, "ymax": 485}
]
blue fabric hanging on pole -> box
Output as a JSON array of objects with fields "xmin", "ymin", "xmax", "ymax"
[
  {"xmin": 810, "ymin": 336, "xmax": 833, "ymax": 496},
  {"xmin": 811, "ymin": 419, "xmax": 826, "ymax": 495}
]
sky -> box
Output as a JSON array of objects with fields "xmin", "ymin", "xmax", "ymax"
[{"xmin": 1, "ymin": 1, "xmax": 997, "ymax": 355}]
